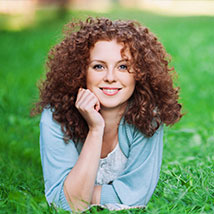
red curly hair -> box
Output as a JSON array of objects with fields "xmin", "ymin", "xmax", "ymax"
[{"xmin": 32, "ymin": 17, "xmax": 182, "ymax": 142}]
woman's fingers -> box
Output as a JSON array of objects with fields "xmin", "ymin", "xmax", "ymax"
[
  {"xmin": 78, "ymin": 95, "xmax": 98, "ymax": 111},
  {"xmin": 95, "ymin": 101, "xmax": 100, "ymax": 112},
  {"xmin": 75, "ymin": 88, "xmax": 104, "ymax": 129},
  {"xmin": 75, "ymin": 88, "xmax": 101, "ymax": 113},
  {"xmin": 75, "ymin": 88, "xmax": 85, "ymax": 105}
]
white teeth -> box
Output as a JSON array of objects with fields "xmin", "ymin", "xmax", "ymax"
[{"xmin": 102, "ymin": 89, "xmax": 118, "ymax": 94}]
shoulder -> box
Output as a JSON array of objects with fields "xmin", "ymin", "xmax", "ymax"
[
  {"xmin": 119, "ymin": 117, "xmax": 164, "ymax": 142},
  {"xmin": 40, "ymin": 108, "xmax": 56, "ymax": 125},
  {"xmin": 40, "ymin": 108, "xmax": 66, "ymax": 143},
  {"xmin": 40, "ymin": 108, "xmax": 83, "ymax": 150},
  {"xmin": 40, "ymin": 108, "xmax": 62, "ymax": 132},
  {"xmin": 118, "ymin": 118, "xmax": 163, "ymax": 157}
]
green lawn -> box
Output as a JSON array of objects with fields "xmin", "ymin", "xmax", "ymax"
[{"xmin": 0, "ymin": 8, "xmax": 214, "ymax": 213}]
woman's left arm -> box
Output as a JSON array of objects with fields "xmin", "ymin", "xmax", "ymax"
[{"xmin": 99, "ymin": 125, "xmax": 163, "ymax": 206}]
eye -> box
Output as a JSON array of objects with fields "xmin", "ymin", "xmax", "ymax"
[
  {"xmin": 93, "ymin": 64, "xmax": 104, "ymax": 70},
  {"xmin": 118, "ymin": 64, "xmax": 128, "ymax": 70}
]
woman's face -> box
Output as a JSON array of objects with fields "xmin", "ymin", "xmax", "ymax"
[{"xmin": 86, "ymin": 40, "xmax": 135, "ymax": 111}]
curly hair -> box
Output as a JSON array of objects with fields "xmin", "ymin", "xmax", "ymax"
[{"xmin": 32, "ymin": 17, "xmax": 183, "ymax": 143}]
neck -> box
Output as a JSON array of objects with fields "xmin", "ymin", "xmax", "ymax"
[
  {"xmin": 99, "ymin": 105, "xmax": 127, "ymax": 158},
  {"xmin": 100, "ymin": 105, "xmax": 126, "ymax": 145},
  {"xmin": 101, "ymin": 105, "xmax": 125, "ymax": 128}
]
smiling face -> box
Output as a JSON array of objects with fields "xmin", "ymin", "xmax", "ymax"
[{"xmin": 86, "ymin": 40, "xmax": 136, "ymax": 111}]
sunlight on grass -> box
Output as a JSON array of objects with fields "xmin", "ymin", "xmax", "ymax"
[{"xmin": 0, "ymin": 14, "xmax": 35, "ymax": 31}]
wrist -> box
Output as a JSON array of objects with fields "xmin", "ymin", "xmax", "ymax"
[
  {"xmin": 89, "ymin": 125, "xmax": 105, "ymax": 135},
  {"xmin": 91, "ymin": 185, "xmax": 101, "ymax": 204}
]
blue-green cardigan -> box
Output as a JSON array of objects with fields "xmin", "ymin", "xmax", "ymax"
[{"xmin": 40, "ymin": 108, "xmax": 163, "ymax": 211}]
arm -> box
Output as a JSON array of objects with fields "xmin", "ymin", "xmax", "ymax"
[
  {"xmin": 40, "ymin": 109, "xmax": 79, "ymax": 211},
  {"xmin": 40, "ymin": 89, "xmax": 105, "ymax": 212},
  {"xmin": 91, "ymin": 185, "xmax": 102, "ymax": 204},
  {"xmin": 63, "ymin": 88, "xmax": 104, "ymax": 211},
  {"xmin": 63, "ymin": 128, "xmax": 103, "ymax": 210}
]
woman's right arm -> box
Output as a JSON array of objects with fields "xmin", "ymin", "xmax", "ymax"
[
  {"xmin": 63, "ymin": 89, "xmax": 104, "ymax": 210},
  {"xmin": 63, "ymin": 127, "xmax": 103, "ymax": 210},
  {"xmin": 40, "ymin": 89, "xmax": 104, "ymax": 211}
]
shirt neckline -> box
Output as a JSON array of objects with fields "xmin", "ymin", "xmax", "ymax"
[{"xmin": 100, "ymin": 143, "xmax": 119, "ymax": 161}]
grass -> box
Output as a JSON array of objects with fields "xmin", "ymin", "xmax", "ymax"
[{"xmin": 0, "ymin": 8, "xmax": 214, "ymax": 213}]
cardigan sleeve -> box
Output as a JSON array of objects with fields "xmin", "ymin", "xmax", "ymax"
[
  {"xmin": 100, "ymin": 125, "xmax": 163, "ymax": 206},
  {"xmin": 40, "ymin": 109, "xmax": 76, "ymax": 211}
]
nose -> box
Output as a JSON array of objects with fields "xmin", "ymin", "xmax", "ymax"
[{"xmin": 104, "ymin": 67, "xmax": 117, "ymax": 83}]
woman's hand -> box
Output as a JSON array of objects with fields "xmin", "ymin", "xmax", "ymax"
[{"xmin": 75, "ymin": 88, "xmax": 105, "ymax": 131}]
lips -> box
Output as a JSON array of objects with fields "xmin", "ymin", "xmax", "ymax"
[{"xmin": 100, "ymin": 87, "xmax": 121, "ymax": 96}]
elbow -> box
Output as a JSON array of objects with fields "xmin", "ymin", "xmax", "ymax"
[{"xmin": 63, "ymin": 181, "xmax": 90, "ymax": 211}]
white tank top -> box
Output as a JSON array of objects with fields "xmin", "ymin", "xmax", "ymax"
[{"xmin": 95, "ymin": 143, "xmax": 127, "ymax": 185}]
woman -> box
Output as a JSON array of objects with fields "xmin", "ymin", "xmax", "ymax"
[{"xmin": 34, "ymin": 17, "xmax": 182, "ymax": 211}]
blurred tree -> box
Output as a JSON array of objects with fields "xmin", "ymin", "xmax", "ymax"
[{"xmin": 38, "ymin": 0, "xmax": 71, "ymax": 18}]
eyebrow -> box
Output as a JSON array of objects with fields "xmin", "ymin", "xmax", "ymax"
[{"xmin": 89, "ymin": 59, "xmax": 128, "ymax": 64}]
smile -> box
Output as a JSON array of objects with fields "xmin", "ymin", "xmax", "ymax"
[{"xmin": 100, "ymin": 87, "xmax": 121, "ymax": 96}]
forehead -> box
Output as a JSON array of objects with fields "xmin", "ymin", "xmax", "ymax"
[{"xmin": 89, "ymin": 40, "xmax": 131, "ymax": 61}]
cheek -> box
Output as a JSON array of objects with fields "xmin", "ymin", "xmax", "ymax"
[
  {"xmin": 125, "ymin": 75, "xmax": 136, "ymax": 88},
  {"xmin": 86, "ymin": 70, "xmax": 93, "ymax": 88},
  {"xmin": 86, "ymin": 70, "xmax": 102, "ymax": 89},
  {"xmin": 127, "ymin": 78, "xmax": 136, "ymax": 95}
]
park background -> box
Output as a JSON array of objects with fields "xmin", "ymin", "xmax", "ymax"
[{"xmin": 0, "ymin": 0, "xmax": 214, "ymax": 213}]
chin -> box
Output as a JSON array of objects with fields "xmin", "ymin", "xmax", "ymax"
[{"xmin": 100, "ymin": 101, "xmax": 127, "ymax": 110}]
